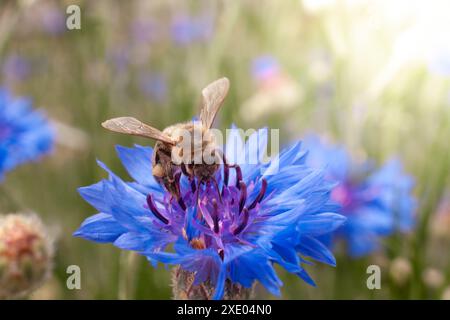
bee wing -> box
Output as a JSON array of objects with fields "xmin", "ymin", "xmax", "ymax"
[
  {"xmin": 199, "ymin": 77, "xmax": 230, "ymax": 129},
  {"xmin": 102, "ymin": 117, "xmax": 175, "ymax": 145}
]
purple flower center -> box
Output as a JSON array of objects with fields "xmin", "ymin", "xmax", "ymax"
[
  {"xmin": 145, "ymin": 164, "xmax": 268, "ymax": 257},
  {"xmin": 331, "ymin": 182, "xmax": 368, "ymax": 214},
  {"xmin": 331, "ymin": 181, "xmax": 382, "ymax": 215},
  {"xmin": 331, "ymin": 183, "xmax": 354, "ymax": 208}
]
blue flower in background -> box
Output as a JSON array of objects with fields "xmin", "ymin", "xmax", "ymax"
[
  {"xmin": 138, "ymin": 73, "xmax": 167, "ymax": 103},
  {"xmin": 130, "ymin": 19, "xmax": 159, "ymax": 44},
  {"xmin": 39, "ymin": 3, "xmax": 66, "ymax": 36},
  {"xmin": 0, "ymin": 88, "xmax": 54, "ymax": 179},
  {"xmin": 305, "ymin": 136, "xmax": 416, "ymax": 258},
  {"xmin": 171, "ymin": 13, "xmax": 215, "ymax": 46},
  {"xmin": 2, "ymin": 55, "xmax": 31, "ymax": 83},
  {"xmin": 74, "ymin": 128, "xmax": 346, "ymax": 299},
  {"xmin": 106, "ymin": 46, "xmax": 130, "ymax": 74},
  {"xmin": 252, "ymin": 55, "xmax": 280, "ymax": 83}
]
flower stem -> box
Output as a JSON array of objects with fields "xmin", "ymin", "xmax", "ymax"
[
  {"xmin": 118, "ymin": 251, "xmax": 138, "ymax": 300},
  {"xmin": 171, "ymin": 266, "xmax": 254, "ymax": 300}
]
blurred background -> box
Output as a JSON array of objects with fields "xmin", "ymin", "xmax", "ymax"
[{"xmin": 1, "ymin": 0, "xmax": 450, "ymax": 299}]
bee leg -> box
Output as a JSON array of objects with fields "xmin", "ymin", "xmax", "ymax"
[
  {"xmin": 164, "ymin": 171, "xmax": 185, "ymax": 211},
  {"xmin": 180, "ymin": 162, "xmax": 189, "ymax": 176},
  {"xmin": 163, "ymin": 179, "xmax": 174, "ymax": 197}
]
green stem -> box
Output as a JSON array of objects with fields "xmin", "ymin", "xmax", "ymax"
[{"xmin": 118, "ymin": 251, "xmax": 138, "ymax": 300}]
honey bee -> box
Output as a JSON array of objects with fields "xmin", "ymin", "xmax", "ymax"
[{"xmin": 101, "ymin": 77, "xmax": 230, "ymax": 203}]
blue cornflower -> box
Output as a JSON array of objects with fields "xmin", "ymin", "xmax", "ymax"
[
  {"xmin": 252, "ymin": 55, "xmax": 280, "ymax": 83},
  {"xmin": 0, "ymin": 88, "xmax": 54, "ymax": 179},
  {"xmin": 39, "ymin": 3, "xmax": 66, "ymax": 36},
  {"xmin": 170, "ymin": 13, "xmax": 215, "ymax": 46},
  {"xmin": 305, "ymin": 136, "xmax": 416, "ymax": 258},
  {"xmin": 74, "ymin": 128, "xmax": 346, "ymax": 299},
  {"xmin": 2, "ymin": 55, "xmax": 31, "ymax": 83},
  {"xmin": 138, "ymin": 73, "xmax": 167, "ymax": 103}
]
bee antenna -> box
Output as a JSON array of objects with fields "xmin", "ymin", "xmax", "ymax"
[{"xmin": 181, "ymin": 163, "xmax": 189, "ymax": 176}]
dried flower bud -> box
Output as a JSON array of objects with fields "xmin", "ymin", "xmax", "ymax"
[
  {"xmin": 171, "ymin": 267, "xmax": 253, "ymax": 300},
  {"xmin": 389, "ymin": 257, "xmax": 412, "ymax": 286},
  {"xmin": 422, "ymin": 268, "xmax": 445, "ymax": 289},
  {"xmin": 0, "ymin": 213, "xmax": 53, "ymax": 299}
]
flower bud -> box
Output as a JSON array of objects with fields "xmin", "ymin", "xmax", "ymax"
[
  {"xmin": 422, "ymin": 268, "xmax": 445, "ymax": 289},
  {"xmin": 389, "ymin": 257, "xmax": 412, "ymax": 286},
  {"xmin": 0, "ymin": 213, "xmax": 53, "ymax": 299},
  {"xmin": 171, "ymin": 266, "xmax": 253, "ymax": 300}
]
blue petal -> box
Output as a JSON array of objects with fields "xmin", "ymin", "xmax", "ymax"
[
  {"xmin": 73, "ymin": 213, "xmax": 126, "ymax": 243},
  {"xmin": 114, "ymin": 232, "xmax": 153, "ymax": 251},
  {"xmin": 296, "ymin": 235, "xmax": 336, "ymax": 266},
  {"xmin": 295, "ymin": 268, "xmax": 316, "ymax": 287},
  {"xmin": 78, "ymin": 181, "xmax": 110, "ymax": 213},
  {"xmin": 103, "ymin": 176, "xmax": 155, "ymax": 231},
  {"xmin": 227, "ymin": 246, "xmax": 282, "ymax": 296},
  {"xmin": 115, "ymin": 229, "xmax": 175, "ymax": 252},
  {"xmin": 115, "ymin": 145, "xmax": 161, "ymax": 189},
  {"xmin": 297, "ymin": 213, "xmax": 347, "ymax": 236},
  {"xmin": 212, "ymin": 265, "xmax": 227, "ymax": 300}
]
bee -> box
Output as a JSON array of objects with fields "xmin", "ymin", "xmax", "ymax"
[{"xmin": 101, "ymin": 77, "xmax": 230, "ymax": 203}]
